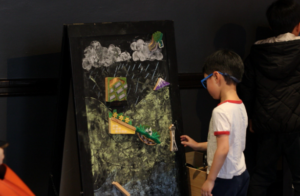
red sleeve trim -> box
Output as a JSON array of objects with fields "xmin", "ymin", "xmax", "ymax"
[{"xmin": 214, "ymin": 131, "xmax": 230, "ymax": 136}]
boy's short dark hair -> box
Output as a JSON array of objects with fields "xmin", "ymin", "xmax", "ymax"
[
  {"xmin": 267, "ymin": 0, "xmax": 300, "ymax": 36},
  {"xmin": 203, "ymin": 49, "xmax": 244, "ymax": 85}
]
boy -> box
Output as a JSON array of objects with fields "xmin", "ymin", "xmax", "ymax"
[
  {"xmin": 181, "ymin": 50, "xmax": 249, "ymax": 196},
  {"xmin": 238, "ymin": 0, "xmax": 300, "ymax": 195}
]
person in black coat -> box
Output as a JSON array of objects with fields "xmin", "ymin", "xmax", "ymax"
[{"xmin": 238, "ymin": 0, "xmax": 300, "ymax": 195}]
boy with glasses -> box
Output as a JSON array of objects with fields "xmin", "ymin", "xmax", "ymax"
[
  {"xmin": 239, "ymin": 0, "xmax": 300, "ymax": 195},
  {"xmin": 181, "ymin": 49, "xmax": 249, "ymax": 196}
]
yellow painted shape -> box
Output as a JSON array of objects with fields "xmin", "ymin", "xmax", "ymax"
[{"xmin": 109, "ymin": 118, "xmax": 136, "ymax": 134}]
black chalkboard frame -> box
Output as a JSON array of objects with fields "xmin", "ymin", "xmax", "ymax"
[{"xmin": 65, "ymin": 21, "xmax": 188, "ymax": 196}]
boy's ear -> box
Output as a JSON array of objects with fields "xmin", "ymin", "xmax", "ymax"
[
  {"xmin": 292, "ymin": 22, "xmax": 300, "ymax": 36},
  {"xmin": 213, "ymin": 71, "xmax": 219, "ymax": 79},
  {"xmin": 213, "ymin": 71, "xmax": 222, "ymax": 84}
]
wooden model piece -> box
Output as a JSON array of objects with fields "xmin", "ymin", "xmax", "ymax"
[
  {"xmin": 135, "ymin": 125, "xmax": 161, "ymax": 145},
  {"xmin": 137, "ymin": 133, "xmax": 157, "ymax": 146},
  {"xmin": 109, "ymin": 117, "xmax": 136, "ymax": 134},
  {"xmin": 112, "ymin": 181, "xmax": 130, "ymax": 196},
  {"xmin": 169, "ymin": 124, "xmax": 178, "ymax": 152},
  {"xmin": 105, "ymin": 77, "xmax": 127, "ymax": 102},
  {"xmin": 153, "ymin": 78, "xmax": 170, "ymax": 91}
]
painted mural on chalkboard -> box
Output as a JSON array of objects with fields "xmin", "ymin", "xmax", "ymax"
[
  {"xmin": 82, "ymin": 31, "xmax": 164, "ymax": 71},
  {"xmin": 86, "ymin": 88, "xmax": 177, "ymax": 196},
  {"xmin": 78, "ymin": 32, "xmax": 180, "ymax": 196},
  {"xmin": 82, "ymin": 41, "xmax": 131, "ymax": 70}
]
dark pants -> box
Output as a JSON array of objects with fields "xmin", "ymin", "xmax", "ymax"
[
  {"xmin": 248, "ymin": 132, "xmax": 300, "ymax": 196},
  {"xmin": 212, "ymin": 170, "xmax": 250, "ymax": 196}
]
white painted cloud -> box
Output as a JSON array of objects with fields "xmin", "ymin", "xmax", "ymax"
[
  {"xmin": 130, "ymin": 39, "xmax": 163, "ymax": 62},
  {"xmin": 82, "ymin": 41, "xmax": 131, "ymax": 71}
]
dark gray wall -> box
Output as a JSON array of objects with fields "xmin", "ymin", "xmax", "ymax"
[
  {"xmin": 0, "ymin": 0, "xmax": 279, "ymax": 141},
  {"xmin": 0, "ymin": 0, "xmax": 278, "ymax": 141},
  {"xmin": 1, "ymin": 0, "xmax": 296, "ymax": 195},
  {"xmin": 0, "ymin": 0, "xmax": 277, "ymax": 77}
]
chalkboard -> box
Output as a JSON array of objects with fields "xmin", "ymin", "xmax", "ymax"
[{"xmin": 63, "ymin": 21, "xmax": 187, "ymax": 196}]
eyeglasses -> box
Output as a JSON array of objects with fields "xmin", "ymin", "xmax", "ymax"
[{"xmin": 201, "ymin": 71, "xmax": 240, "ymax": 89}]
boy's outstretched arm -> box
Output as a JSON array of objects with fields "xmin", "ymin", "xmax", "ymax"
[
  {"xmin": 201, "ymin": 134, "xmax": 229, "ymax": 196},
  {"xmin": 180, "ymin": 135, "xmax": 207, "ymax": 151}
]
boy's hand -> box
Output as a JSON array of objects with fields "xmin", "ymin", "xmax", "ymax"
[
  {"xmin": 201, "ymin": 179, "xmax": 214, "ymax": 196},
  {"xmin": 180, "ymin": 135, "xmax": 198, "ymax": 150}
]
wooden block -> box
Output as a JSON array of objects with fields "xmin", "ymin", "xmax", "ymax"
[
  {"xmin": 153, "ymin": 78, "xmax": 161, "ymax": 90},
  {"xmin": 185, "ymin": 151, "xmax": 204, "ymax": 168},
  {"xmin": 109, "ymin": 116, "xmax": 111, "ymax": 134},
  {"xmin": 169, "ymin": 124, "xmax": 173, "ymax": 151},
  {"xmin": 185, "ymin": 152, "xmax": 206, "ymax": 196},
  {"xmin": 170, "ymin": 130, "xmax": 173, "ymax": 151},
  {"xmin": 111, "ymin": 118, "xmax": 136, "ymax": 131},
  {"xmin": 105, "ymin": 77, "xmax": 127, "ymax": 102},
  {"xmin": 105, "ymin": 77, "xmax": 108, "ymax": 102},
  {"xmin": 112, "ymin": 181, "xmax": 130, "ymax": 196},
  {"xmin": 169, "ymin": 124, "xmax": 177, "ymax": 151},
  {"xmin": 109, "ymin": 118, "xmax": 136, "ymax": 134},
  {"xmin": 186, "ymin": 166, "xmax": 207, "ymax": 196}
]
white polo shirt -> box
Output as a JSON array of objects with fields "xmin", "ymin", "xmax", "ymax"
[{"xmin": 207, "ymin": 100, "xmax": 248, "ymax": 179}]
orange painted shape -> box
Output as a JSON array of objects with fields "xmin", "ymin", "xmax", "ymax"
[{"xmin": 0, "ymin": 164, "xmax": 35, "ymax": 196}]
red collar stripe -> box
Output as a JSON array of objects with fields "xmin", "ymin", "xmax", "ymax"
[{"xmin": 218, "ymin": 100, "xmax": 243, "ymax": 106}]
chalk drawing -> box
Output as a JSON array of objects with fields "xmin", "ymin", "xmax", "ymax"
[{"xmin": 82, "ymin": 41, "xmax": 131, "ymax": 70}]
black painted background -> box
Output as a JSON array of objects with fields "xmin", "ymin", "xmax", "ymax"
[{"xmin": 67, "ymin": 22, "xmax": 187, "ymax": 195}]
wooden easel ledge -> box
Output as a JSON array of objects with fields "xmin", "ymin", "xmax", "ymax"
[{"xmin": 112, "ymin": 181, "xmax": 130, "ymax": 196}]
